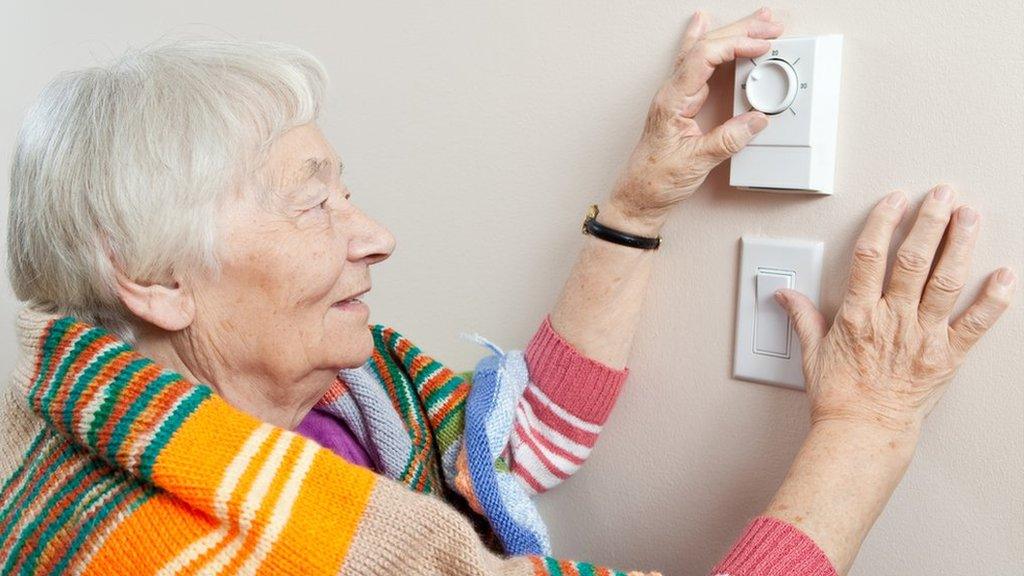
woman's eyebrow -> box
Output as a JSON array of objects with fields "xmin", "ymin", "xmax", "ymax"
[{"xmin": 291, "ymin": 157, "xmax": 344, "ymax": 185}]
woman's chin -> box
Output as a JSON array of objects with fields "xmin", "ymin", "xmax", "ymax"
[{"xmin": 325, "ymin": 324, "xmax": 375, "ymax": 369}]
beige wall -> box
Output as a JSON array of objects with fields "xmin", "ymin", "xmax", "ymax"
[{"xmin": 2, "ymin": 1, "xmax": 1021, "ymax": 573}]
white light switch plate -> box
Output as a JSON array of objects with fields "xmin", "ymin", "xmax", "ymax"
[
  {"xmin": 730, "ymin": 35, "xmax": 844, "ymax": 194},
  {"xmin": 733, "ymin": 236, "xmax": 823, "ymax": 390}
]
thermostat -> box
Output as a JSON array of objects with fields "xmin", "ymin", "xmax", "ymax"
[{"xmin": 730, "ymin": 35, "xmax": 844, "ymax": 195}]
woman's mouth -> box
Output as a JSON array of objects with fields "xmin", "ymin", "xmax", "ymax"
[{"xmin": 332, "ymin": 298, "xmax": 369, "ymax": 313}]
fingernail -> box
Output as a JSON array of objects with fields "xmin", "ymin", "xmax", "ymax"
[
  {"xmin": 747, "ymin": 113, "xmax": 769, "ymax": 133},
  {"xmin": 932, "ymin": 185, "xmax": 952, "ymax": 202},
  {"xmin": 996, "ymin": 267, "xmax": 1016, "ymax": 286},
  {"xmin": 885, "ymin": 190, "xmax": 906, "ymax": 207},
  {"xmin": 957, "ymin": 206, "xmax": 978, "ymax": 227},
  {"xmin": 774, "ymin": 290, "xmax": 787, "ymax": 305}
]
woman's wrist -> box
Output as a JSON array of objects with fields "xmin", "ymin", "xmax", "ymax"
[
  {"xmin": 598, "ymin": 195, "xmax": 669, "ymax": 239},
  {"xmin": 763, "ymin": 419, "xmax": 921, "ymax": 574}
]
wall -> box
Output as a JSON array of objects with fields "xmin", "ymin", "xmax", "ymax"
[{"xmin": 2, "ymin": 1, "xmax": 1021, "ymax": 573}]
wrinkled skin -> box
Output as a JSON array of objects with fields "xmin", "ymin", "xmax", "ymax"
[
  {"xmin": 609, "ymin": 8, "xmax": 781, "ymax": 227},
  {"xmin": 778, "ymin": 187, "xmax": 1016, "ymax": 432}
]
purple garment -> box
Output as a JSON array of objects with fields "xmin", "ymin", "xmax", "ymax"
[{"xmin": 294, "ymin": 406, "xmax": 374, "ymax": 470}]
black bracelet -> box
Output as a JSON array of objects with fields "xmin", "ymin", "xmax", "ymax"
[{"xmin": 581, "ymin": 204, "xmax": 661, "ymax": 250}]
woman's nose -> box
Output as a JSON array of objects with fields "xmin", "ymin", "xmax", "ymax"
[{"xmin": 347, "ymin": 205, "xmax": 396, "ymax": 265}]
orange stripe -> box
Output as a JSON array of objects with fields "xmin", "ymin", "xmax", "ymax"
[
  {"xmin": 265, "ymin": 448, "xmax": 376, "ymax": 573},
  {"xmin": 51, "ymin": 329, "xmax": 108, "ymax": 425},
  {"xmin": 558, "ymin": 559, "xmax": 580, "ymax": 576},
  {"xmin": 179, "ymin": 427, "xmax": 280, "ymax": 572},
  {"xmin": 417, "ymin": 366, "xmax": 450, "ymax": 399},
  {"xmin": 82, "ymin": 494, "xmax": 217, "ymax": 575},
  {"xmin": 428, "ymin": 386, "xmax": 467, "ymax": 428},
  {"xmin": 152, "ymin": 399, "xmax": 264, "ymax": 516},
  {"xmin": 0, "ymin": 437, "xmax": 67, "ymax": 536},
  {"xmin": 218, "ymin": 433, "xmax": 301, "ymax": 574},
  {"xmin": 227, "ymin": 428, "xmax": 279, "ymax": 524},
  {"xmin": 95, "ymin": 361, "xmax": 163, "ymax": 458},
  {"xmin": 8, "ymin": 463, "xmax": 107, "ymax": 573},
  {"xmin": 122, "ymin": 377, "xmax": 190, "ymax": 464},
  {"xmin": 38, "ymin": 323, "xmax": 85, "ymax": 387},
  {"xmin": 318, "ymin": 375, "xmax": 349, "ymax": 405}
]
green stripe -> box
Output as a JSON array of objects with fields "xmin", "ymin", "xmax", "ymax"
[
  {"xmin": 57, "ymin": 335, "xmax": 128, "ymax": 433},
  {"xmin": 432, "ymin": 401, "xmax": 465, "ymax": 454},
  {"xmin": 423, "ymin": 374, "xmax": 461, "ymax": 411},
  {"xmin": 370, "ymin": 329, "xmax": 413, "ymax": 423},
  {"xmin": 370, "ymin": 328, "xmax": 425, "ymax": 484},
  {"xmin": 385, "ymin": 330, "xmax": 423, "ymax": 429},
  {"xmin": 86, "ymin": 357, "xmax": 148, "ymax": 449},
  {"xmin": 50, "ymin": 478, "xmax": 155, "ymax": 575},
  {"xmin": 57, "ymin": 344, "xmax": 131, "ymax": 438},
  {"xmin": 577, "ymin": 562, "xmax": 597, "ymax": 576},
  {"xmin": 0, "ymin": 441, "xmax": 76, "ymax": 555},
  {"xmin": 0, "ymin": 434, "xmax": 59, "ymax": 528},
  {"xmin": 386, "ymin": 331, "xmax": 433, "ymax": 460},
  {"xmin": 40, "ymin": 329, "xmax": 108, "ymax": 419},
  {"xmin": 0, "ymin": 431, "xmax": 48, "ymax": 506},
  {"xmin": 5, "ymin": 457, "xmax": 102, "ymax": 574},
  {"xmin": 74, "ymin": 472, "xmax": 120, "ymax": 518},
  {"xmin": 139, "ymin": 384, "xmax": 211, "ymax": 481},
  {"xmin": 405, "ymin": 447, "xmax": 427, "ymax": 491},
  {"xmin": 106, "ymin": 371, "xmax": 181, "ymax": 462},
  {"xmin": 543, "ymin": 557, "xmax": 564, "ymax": 576},
  {"xmin": 28, "ymin": 317, "xmax": 77, "ymax": 405}
]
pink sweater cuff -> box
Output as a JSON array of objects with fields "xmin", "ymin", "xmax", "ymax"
[
  {"xmin": 712, "ymin": 516, "xmax": 837, "ymax": 576},
  {"xmin": 523, "ymin": 315, "xmax": 628, "ymax": 424}
]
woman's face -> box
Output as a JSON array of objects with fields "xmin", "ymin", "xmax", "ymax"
[{"xmin": 183, "ymin": 122, "xmax": 395, "ymax": 386}]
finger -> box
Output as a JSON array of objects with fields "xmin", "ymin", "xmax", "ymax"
[
  {"xmin": 775, "ymin": 289, "xmax": 827, "ymax": 353},
  {"xmin": 693, "ymin": 111, "xmax": 768, "ymax": 167},
  {"xmin": 675, "ymin": 83, "xmax": 710, "ymax": 119},
  {"xmin": 678, "ymin": 11, "xmax": 709, "ymax": 57},
  {"xmin": 843, "ymin": 190, "xmax": 909, "ymax": 311},
  {"xmin": 885, "ymin": 184, "xmax": 958, "ymax": 306},
  {"xmin": 704, "ymin": 7, "xmax": 784, "ymax": 42},
  {"xmin": 918, "ymin": 205, "xmax": 980, "ymax": 325},
  {"xmin": 675, "ymin": 35, "xmax": 771, "ymax": 97},
  {"xmin": 949, "ymin": 267, "xmax": 1017, "ymax": 352}
]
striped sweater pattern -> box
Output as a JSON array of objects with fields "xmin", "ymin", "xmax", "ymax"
[{"xmin": 0, "ymin": 306, "xmax": 657, "ymax": 575}]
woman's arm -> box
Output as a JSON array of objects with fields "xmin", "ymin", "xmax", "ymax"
[
  {"xmin": 545, "ymin": 8, "xmax": 780, "ymax": 368},
  {"xmin": 505, "ymin": 9, "xmax": 782, "ymax": 493},
  {"xmin": 754, "ymin": 187, "xmax": 1016, "ymax": 574}
]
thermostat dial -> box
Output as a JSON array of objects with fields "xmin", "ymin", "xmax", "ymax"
[{"xmin": 745, "ymin": 59, "xmax": 798, "ymax": 114}]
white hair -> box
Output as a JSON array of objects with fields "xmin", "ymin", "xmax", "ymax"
[{"xmin": 7, "ymin": 37, "xmax": 328, "ymax": 342}]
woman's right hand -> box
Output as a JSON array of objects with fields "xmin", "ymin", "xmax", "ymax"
[
  {"xmin": 759, "ymin": 186, "xmax": 1015, "ymax": 574},
  {"xmin": 776, "ymin": 185, "xmax": 1016, "ymax": 435}
]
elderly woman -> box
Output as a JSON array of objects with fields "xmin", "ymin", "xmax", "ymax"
[{"xmin": 0, "ymin": 7, "xmax": 1015, "ymax": 576}]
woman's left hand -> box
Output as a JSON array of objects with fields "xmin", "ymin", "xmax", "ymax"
[{"xmin": 607, "ymin": 8, "xmax": 784, "ymax": 234}]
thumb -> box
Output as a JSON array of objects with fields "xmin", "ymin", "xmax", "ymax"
[
  {"xmin": 774, "ymin": 288, "xmax": 826, "ymax": 353},
  {"xmin": 696, "ymin": 111, "xmax": 768, "ymax": 168}
]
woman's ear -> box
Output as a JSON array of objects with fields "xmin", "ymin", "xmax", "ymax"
[{"xmin": 112, "ymin": 266, "xmax": 196, "ymax": 332}]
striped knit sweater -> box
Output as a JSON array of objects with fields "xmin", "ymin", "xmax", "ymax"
[{"xmin": 0, "ymin": 306, "xmax": 836, "ymax": 575}]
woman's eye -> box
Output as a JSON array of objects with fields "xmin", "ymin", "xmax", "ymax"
[{"xmin": 318, "ymin": 197, "xmax": 329, "ymax": 210}]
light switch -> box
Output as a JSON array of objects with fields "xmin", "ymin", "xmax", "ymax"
[
  {"xmin": 729, "ymin": 35, "xmax": 844, "ymax": 194},
  {"xmin": 734, "ymin": 236, "xmax": 823, "ymax": 390},
  {"xmin": 754, "ymin": 269, "xmax": 794, "ymax": 358}
]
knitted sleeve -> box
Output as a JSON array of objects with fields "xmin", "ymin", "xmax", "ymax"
[
  {"xmin": 510, "ymin": 314, "xmax": 628, "ymax": 493},
  {"xmin": 339, "ymin": 470, "xmax": 661, "ymax": 576},
  {"xmin": 711, "ymin": 516, "xmax": 838, "ymax": 576}
]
